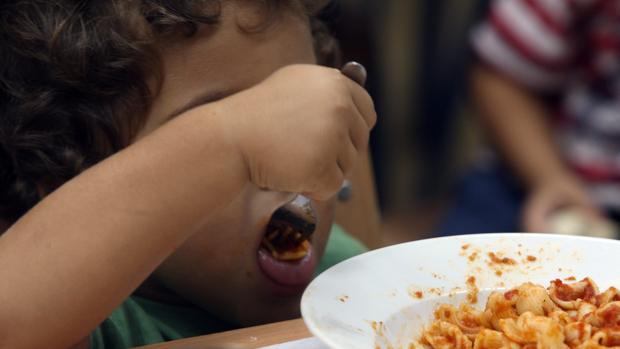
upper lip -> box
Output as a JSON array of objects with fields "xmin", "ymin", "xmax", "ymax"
[
  {"xmin": 279, "ymin": 196, "xmax": 317, "ymax": 238},
  {"xmin": 269, "ymin": 207, "xmax": 316, "ymax": 242},
  {"xmin": 283, "ymin": 195, "xmax": 316, "ymax": 225}
]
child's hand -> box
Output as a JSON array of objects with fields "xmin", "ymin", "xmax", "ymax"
[{"xmin": 218, "ymin": 64, "xmax": 377, "ymax": 201}]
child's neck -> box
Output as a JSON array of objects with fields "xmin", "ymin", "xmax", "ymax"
[{"xmin": 134, "ymin": 276, "xmax": 192, "ymax": 306}]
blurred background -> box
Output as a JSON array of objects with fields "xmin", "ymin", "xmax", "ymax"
[{"xmin": 321, "ymin": 0, "xmax": 491, "ymax": 245}]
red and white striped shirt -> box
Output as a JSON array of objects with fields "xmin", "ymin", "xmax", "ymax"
[{"xmin": 473, "ymin": 0, "xmax": 620, "ymax": 209}]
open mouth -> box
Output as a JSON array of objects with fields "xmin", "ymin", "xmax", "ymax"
[
  {"xmin": 257, "ymin": 196, "xmax": 318, "ymax": 295},
  {"xmin": 261, "ymin": 206, "xmax": 315, "ymax": 260}
]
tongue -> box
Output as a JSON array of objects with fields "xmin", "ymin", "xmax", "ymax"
[{"xmin": 257, "ymin": 245, "xmax": 317, "ymax": 286}]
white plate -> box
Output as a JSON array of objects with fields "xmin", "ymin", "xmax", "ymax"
[{"xmin": 301, "ymin": 233, "xmax": 620, "ymax": 349}]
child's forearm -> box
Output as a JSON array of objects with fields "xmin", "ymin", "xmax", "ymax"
[
  {"xmin": 0, "ymin": 105, "xmax": 247, "ymax": 348},
  {"xmin": 0, "ymin": 62, "xmax": 376, "ymax": 349},
  {"xmin": 471, "ymin": 63, "xmax": 575, "ymax": 189}
]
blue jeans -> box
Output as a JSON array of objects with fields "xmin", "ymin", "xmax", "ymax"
[{"xmin": 433, "ymin": 165, "xmax": 525, "ymax": 236}]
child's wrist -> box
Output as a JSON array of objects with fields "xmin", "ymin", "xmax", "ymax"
[
  {"xmin": 194, "ymin": 100, "xmax": 252, "ymax": 186},
  {"xmin": 524, "ymin": 163, "xmax": 577, "ymax": 192}
]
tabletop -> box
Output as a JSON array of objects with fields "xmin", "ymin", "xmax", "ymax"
[{"xmin": 136, "ymin": 318, "xmax": 312, "ymax": 349}]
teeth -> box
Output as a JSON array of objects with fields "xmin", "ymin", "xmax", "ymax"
[
  {"xmin": 266, "ymin": 230, "xmax": 279, "ymax": 241},
  {"xmin": 262, "ymin": 240, "xmax": 310, "ymax": 261},
  {"xmin": 261, "ymin": 222, "xmax": 311, "ymax": 261},
  {"xmin": 261, "ymin": 238, "xmax": 277, "ymax": 255}
]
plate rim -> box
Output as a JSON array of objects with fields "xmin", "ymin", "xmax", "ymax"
[{"xmin": 301, "ymin": 232, "xmax": 620, "ymax": 348}]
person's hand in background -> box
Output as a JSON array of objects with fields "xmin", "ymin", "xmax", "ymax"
[{"xmin": 522, "ymin": 174, "xmax": 602, "ymax": 232}]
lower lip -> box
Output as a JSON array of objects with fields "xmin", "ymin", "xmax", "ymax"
[{"xmin": 257, "ymin": 244, "xmax": 317, "ymax": 297}]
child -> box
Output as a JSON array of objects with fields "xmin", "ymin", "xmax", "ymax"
[
  {"xmin": 0, "ymin": 1, "xmax": 377, "ymax": 348},
  {"xmin": 436, "ymin": 0, "xmax": 620, "ymax": 236}
]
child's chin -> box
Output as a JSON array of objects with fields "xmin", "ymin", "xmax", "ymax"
[{"xmin": 256, "ymin": 242, "xmax": 318, "ymax": 296}]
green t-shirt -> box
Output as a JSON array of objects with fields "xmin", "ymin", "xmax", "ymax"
[{"xmin": 90, "ymin": 225, "xmax": 367, "ymax": 349}]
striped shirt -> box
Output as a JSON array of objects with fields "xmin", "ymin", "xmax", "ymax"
[{"xmin": 472, "ymin": 0, "xmax": 620, "ymax": 209}]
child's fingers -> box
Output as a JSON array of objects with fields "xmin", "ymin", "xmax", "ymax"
[
  {"xmin": 346, "ymin": 107, "xmax": 371, "ymax": 152},
  {"xmin": 345, "ymin": 79, "xmax": 377, "ymax": 129},
  {"xmin": 523, "ymin": 202, "xmax": 551, "ymax": 232},
  {"xmin": 337, "ymin": 141, "xmax": 358, "ymax": 178},
  {"xmin": 305, "ymin": 165, "xmax": 344, "ymax": 202},
  {"xmin": 523, "ymin": 193, "xmax": 561, "ymax": 232}
]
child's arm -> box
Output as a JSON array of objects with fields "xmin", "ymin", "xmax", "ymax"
[
  {"xmin": 471, "ymin": 63, "xmax": 599, "ymax": 232},
  {"xmin": 0, "ymin": 65, "xmax": 375, "ymax": 349}
]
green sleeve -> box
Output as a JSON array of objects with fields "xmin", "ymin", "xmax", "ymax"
[
  {"xmin": 316, "ymin": 224, "xmax": 368, "ymax": 275},
  {"xmin": 90, "ymin": 297, "xmax": 167, "ymax": 349},
  {"xmin": 89, "ymin": 296, "xmax": 231, "ymax": 349}
]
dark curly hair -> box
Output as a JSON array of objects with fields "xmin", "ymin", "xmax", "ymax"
[{"xmin": 0, "ymin": 0, "xmax": 339, "ymax": 223}]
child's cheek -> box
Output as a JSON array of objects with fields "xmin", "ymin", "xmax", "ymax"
[{"xmin": 311, "ymin": 199, "xmax": 336, "ymax": 258}]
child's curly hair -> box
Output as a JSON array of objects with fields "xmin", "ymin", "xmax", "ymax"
[{"xmin": 0, "ymin": 0, "xmax": 339, "ymax": 222}]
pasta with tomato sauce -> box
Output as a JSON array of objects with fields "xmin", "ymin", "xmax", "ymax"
[{"xmin": 421, "ymin": 278, "xmax": 620, "ymax": 349}]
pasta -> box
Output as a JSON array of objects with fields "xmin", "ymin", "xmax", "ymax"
[{"xmin": 421, "ymin": 278, "xmax": 620, "ymax": 349}]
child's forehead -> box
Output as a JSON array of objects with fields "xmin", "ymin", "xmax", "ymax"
[
  {"xmin": 159, "ymin": 3, "xmax": 313, "ymax": 74},
  {"xmin": 141, "ymin": 5, "xmax": 316, "ymax": 136}
]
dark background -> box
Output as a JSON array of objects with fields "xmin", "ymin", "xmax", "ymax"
[{"xmin": 321, "ymin": 0, "xmax": 491, "ymax": 243}]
